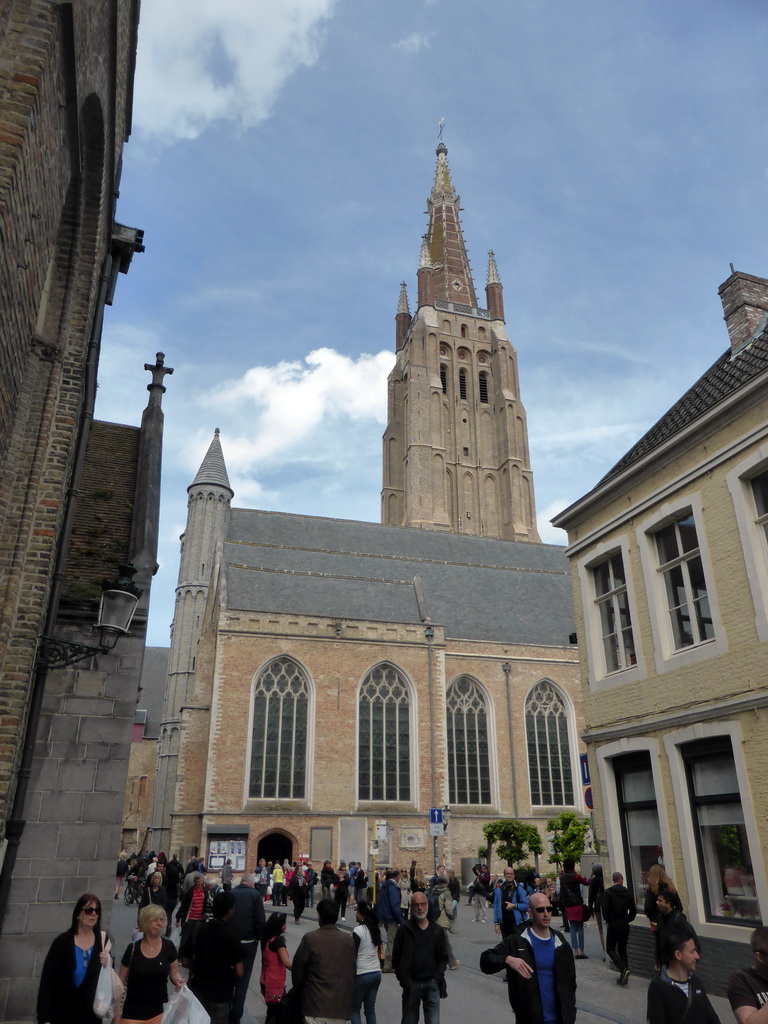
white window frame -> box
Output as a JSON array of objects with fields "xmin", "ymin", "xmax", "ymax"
[
  {"xmin": 577, "ymin": 537, "xmax": 644, "ymax": 690},
  {"xmin": 663, "ymin": 720, "xmax": 767, "ymax": 940},
  {"xmin": 726, "ymin": 444, "xmax": 768, "ymax": 642},
  {"xmin": 637, "ymin": 495, "xmax": 726, "ymax": 674}
]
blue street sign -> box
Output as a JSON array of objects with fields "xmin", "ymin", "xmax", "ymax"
[
  {"xmin": 429, "ymin": 808, "xmax": 443, "ymax": 825},
  {"xmin": 580, "ymin": 753, "xmax": 591, "ymax": 787}
]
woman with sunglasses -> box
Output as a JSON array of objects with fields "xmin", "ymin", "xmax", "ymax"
[{"xmin": 37, "ymin": 894, "xmax": 113, "ymax": 1024}]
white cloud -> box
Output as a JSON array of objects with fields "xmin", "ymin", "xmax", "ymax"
[
  {"xmin": 181, "ymin": 346, "xmax": 393, "ymax": 478},
  {"xmin": 537, "ymin": 499, "xmax": 569, "ymax": 546},
  {"xmin": 395, "ymin": 32, "xmax": 434, "ymax": 55},
  {"xmin": 133, "ymin": 0, "xmax": 338, "ymax": 141}
]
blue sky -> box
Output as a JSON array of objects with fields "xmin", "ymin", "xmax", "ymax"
[{"xmin": 95, "ymin": 0, "xmax": 768, "ymax": 646}]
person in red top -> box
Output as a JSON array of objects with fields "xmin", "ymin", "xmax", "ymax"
[
  {"xmin": 176, "ymin": 874, "xmax": 208, "ymax": 965},
  {"xmin": 559, "ymin": 859, "xmax": 590, "ymax": 959},
  {"xmin": 260, "ymin": 912, "xmax": 292, "ymax": 1024}
]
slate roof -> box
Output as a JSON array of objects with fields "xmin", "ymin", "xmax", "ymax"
[
  {"xmin": 600, "ymin": 328, "xmax": 768, "ymax": 485},
  {"xmin": 223, "ymin": 509, "xmax": 573, "ymax": 646},
  {"xmin": 137, "ymin": 646, "xmax": 168, "ymax": 738}
]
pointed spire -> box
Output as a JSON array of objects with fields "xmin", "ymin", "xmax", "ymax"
[
  {"xmin": 397, "ymin": 281, "xmax": 410, "ymax": 316},
  {"xmin": 424, "ymin": 143, "xmax": 477, "ymax": 307},
  {"xmin": 431, "ymin": 142, "xmax": 456, "ymax": 201},
  {"xmin": 190, "ymin": 428, "xmax": 233, "ymax": 494},
  {"xmin": 486, "ymin": 251, "xmax": 501, "ymax": 286}
]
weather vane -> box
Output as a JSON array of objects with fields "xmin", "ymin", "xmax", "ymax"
[{"xmin": 438, "ymin": 117, "xmax": 445, "ymax": 141}]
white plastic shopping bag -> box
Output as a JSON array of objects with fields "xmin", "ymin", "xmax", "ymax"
[
  {"xmin": 161, "ymin": 984, "xmax": 210, "ymax": 1024},
  {"xmin": 93, "ymin": 962, "xmax": 124, "ymax": 1019}
]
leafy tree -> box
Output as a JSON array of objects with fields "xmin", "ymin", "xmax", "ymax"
[
  {"xmin": 483, "ymin": 819, "xmax": 543, "ymax": 868},
  {"xmin": 546, "ymin": 811, "xmax": 596, "ymax": 866}
]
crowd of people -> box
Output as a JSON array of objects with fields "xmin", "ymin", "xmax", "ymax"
[{"xmin": 38, "ymin": 851, "xmax": 767, "ymax": 1024}]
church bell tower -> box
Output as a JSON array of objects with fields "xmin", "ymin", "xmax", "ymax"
[{"xmin": 381, "ymin": 143, "xmax": 540, "ymax": 542}]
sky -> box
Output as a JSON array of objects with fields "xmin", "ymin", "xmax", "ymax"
[{"xmin": 94, "ymin": 0, "xmax": 768, "ymax": 647}]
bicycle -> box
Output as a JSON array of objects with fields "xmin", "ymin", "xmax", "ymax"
[{"xmin": 123, "ymin": 876, "xmax": 144, "ymax": 905}]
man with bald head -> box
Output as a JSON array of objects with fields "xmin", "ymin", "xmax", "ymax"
[{"xmin": 481, "ymin": 890, "xmax": 576, "ymax": 1024}]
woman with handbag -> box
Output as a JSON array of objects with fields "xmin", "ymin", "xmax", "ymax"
[
  {"xmin": 260, "ymin": 912, "xmax": 292, "ymax": 1024},
  {"xmin": 559, "ymin": 858, "xmax": 591, "ymax": 959},
  {"xmin": 351, "ymin": 901, "xmax": 382, "ymax": 1024},
  {"xmin": 37, "ymin": 893, "xmax": 113, "ymax": 1024},
  {"xmin": 138, "ymin": 873, "xmax": 167, "ymax": 924},
  {"xmin": 115, "ymin": 905, "xmax": 183, "ymax": 1024}
]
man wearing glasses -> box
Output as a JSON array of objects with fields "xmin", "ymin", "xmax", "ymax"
[
  {"xmin": 480, "ymin": 891, "xmax": 576, "ymax": 1024},
  {"xmin": 392, "ymin": 892, "xmax": 449, "ymax": 1024}
]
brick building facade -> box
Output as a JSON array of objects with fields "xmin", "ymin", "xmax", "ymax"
[
  {"xmin": 0, "ymin": 4, "xmax": 169, "ymax": 1019},
  {"xmin": 553, "ymin": 270, "xmax": 768, "ymax": 985},
  {"xmin": 151, "ymin": 147, "xmax": 583, "ymax": 876}
]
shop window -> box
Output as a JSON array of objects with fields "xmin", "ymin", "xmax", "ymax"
[
  {"xmin": 683, "ymin": 738, "xmax": 760, "ymax": 923},
  {"xmin": 613, "ymin": 751, "xmax": 662, "ymax": 908}
]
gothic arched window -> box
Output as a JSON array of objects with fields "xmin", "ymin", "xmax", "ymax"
[
  {"xmin": 446, "ymin": 677, "xmax": 491, "ymax": 804},
  {"xmin": 358, "ymin": 664, "xmax": 411, "ymax": 801},
  {"xmin": 525, "ymin": 680, "xmax": 574, "ymax": 805},
  {"xmin": 249, "ymin": 657, "xmax": 309, "ymax": 800}
]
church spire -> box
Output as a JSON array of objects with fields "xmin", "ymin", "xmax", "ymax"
[
  {"xmin": 485, "ymin": 250, "xmax": 505, "ymax": 321},
  {"xmin": 425, "ymin": 142, "xmax": 477, "ymax": 307},
  {"xmin": 190, "ymin": 427, "xmax": 233, "ymax": 495},
  {"xmin": 395, "ymin": 282, "xmax": 411, "ymax": 351}
]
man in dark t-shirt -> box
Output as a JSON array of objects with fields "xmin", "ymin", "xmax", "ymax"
[
  {"xmin": 728, "ymin": 926, "xmax": 768, "ymax": 1024},
  {"xmin": 393, "ymin": 892, "xmax": 449, "ymax": 1024},
  {"xmin": 190, "ymin": 892, "xmax": 243, "ymax": 1024}
]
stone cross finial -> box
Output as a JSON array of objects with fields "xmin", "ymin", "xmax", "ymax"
[{"xmin": 144, "ymin": 352, "xmax": 174, "ymax": 405}]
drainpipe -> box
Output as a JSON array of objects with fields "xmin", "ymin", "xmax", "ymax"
[
  {"xmin": 425, "ymin": 625, "xmax": 437, "ymax": 874},
  {"xmin": 0, "ymin": 253, "xmax": 118, "ymax": 934},
  {"xmin": 502, "ymin": 662, "xmax": 519, "ymax": 819}
]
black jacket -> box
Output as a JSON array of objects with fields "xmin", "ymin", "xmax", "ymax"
[
  {"xmin": 644, "ymin": 883, "xmax": 683, "ymax": 924},
  {"xmin": 647, "ymin": 968, "xmax": 719, "ymax": 1024},
  {"xmin": 229, "ymin": 882, "xmax": 266, "ymax": 942},
  {"xmin": 480, "ymin": 925, "xmax": 577, "ymax": 1024},
  {"xmin": 392, "ymin": 918, "xmax": 449, "ymax": 997},
  {"xmin": 37, "ymin": 929, "xmax": 105, "ymax": 1024},
  {"xmin": 601, "ymin": 884, "xmax": 637, "ymax": 927}
]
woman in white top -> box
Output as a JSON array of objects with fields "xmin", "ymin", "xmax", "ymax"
[{"xmin": 351, "ymin": 901, "xmax": 382, "ymax": 1024}]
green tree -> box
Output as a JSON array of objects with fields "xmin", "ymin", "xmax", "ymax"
[
  {"xmin": 546, "ymin": 811, "xmax": 596, "ymax": 866},
  {"xmin": 483, "ymin": 819, "xmax": 544, "ymax": 868}
]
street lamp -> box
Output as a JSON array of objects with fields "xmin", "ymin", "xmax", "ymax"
[{"xmin": 37, "ymin": 564, "xmax": 142, "ymax": 668}]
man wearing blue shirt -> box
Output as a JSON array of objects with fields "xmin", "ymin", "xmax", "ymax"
[
  {"xmin": 494, "ymin": 866, "xmax": 530, "ymax": 939},
  {"xmin": 480, "ymin": 891, "xmax": 576, "ymax": 1024}
]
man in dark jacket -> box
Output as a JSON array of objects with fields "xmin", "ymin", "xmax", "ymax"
[
  {"xmin": 393, "ymin": 892, "xmax": 449, "ymax": 1024},
  {"xmin": 601, "ymin": 871, "xmax": 636, "ymax": 985},
  {"xmin": 293, "ymin": 898, "xmax": 356, "ymax": 1021},
  {"xmin": 480, "ymin": 891, "xmax": 576, "ymax": 1024},
  {"xmin": 228, "ymin": 873, "xmax": 266, "ymax": 1024},
  {"xmin": 378, "ymin": 868, "xmax": 406, "ymax": 972},
  {"xmin": 647, "ymin": 929, "xmax": 719, "ymax": 1024},
  {"xmin": 728, "ymin": 926, "xmax": 768, "ymax": 1024}
]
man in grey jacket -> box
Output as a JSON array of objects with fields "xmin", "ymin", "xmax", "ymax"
[{"xmin": 292, "ymin": 898, "xmax": 356, "ymax": 1023}]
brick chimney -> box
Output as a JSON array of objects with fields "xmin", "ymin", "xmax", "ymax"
[{"xmin": 718, "ymin": 270, "xmax": 768, "ymax": 350}]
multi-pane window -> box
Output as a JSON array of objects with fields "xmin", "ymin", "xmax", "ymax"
[
  {"xmin": 358, "ymin": 664, "xmax": 411, "ymax": 801},
  {"xmin": 683, "ymin": 738, "xmax": 759, "ymax": 923},
  {"xmin": 249, "ymin": 657, "xmax": 309, "ymax": 799},
  {"xmin": 613, "ymin": 752, "xmax": 662, "ymax": 908},
  {"xmin": 478, "ymin": 372, "xmax": 489, "ymax": 404},
  {"xmin": 593, "ymin": 552, "xmax": 636, "ymax": 673},
  {"xmin": 751, "ymin": 470, "xmax": 768, "ymax": 542},
  {"xmin": 446, "ymin": 677, "xmax": 491, "ymax": 804},
  {"xmin": 654, "ymin": 513, "xmax": 714, "ymax": 650},
  {"xmin": 526, "ymin": 680, "xmax": 574, "ymax": 805}
]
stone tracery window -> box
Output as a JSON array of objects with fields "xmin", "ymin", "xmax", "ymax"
[
  {"xmin": 358, "ymin": 664, "xmax": 411, "ymax": 801},
  {"xmin": 446, "ymin": 676, "xmax": 491, "ymax": 804},
  {"xmin": 249, "ymin": 657, "xmax": 309, "ymax": 799},
  {"xmin": 525, "ymin": 680, "xmax": 574, "ymax": 805}
]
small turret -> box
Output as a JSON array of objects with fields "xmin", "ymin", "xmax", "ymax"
[
  {"xmin": 417, "ymin": 235, "xmax": 436, "ymax": 308},
  {"xmin": 485, "ymin": 250, "xmax": 505, "ymax": 321},
  {"xmin": 396, "ymin": 282, "xmax": 411, "ymax": 351}
]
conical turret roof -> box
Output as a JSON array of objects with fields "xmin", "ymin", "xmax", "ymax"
[
  {"xmin": 190, "ymin": 428, "xmax": 233, "ymax": 494},
  {"xmin": 425, "ymin": 143, "xmax": 477, "ymax": 307}
]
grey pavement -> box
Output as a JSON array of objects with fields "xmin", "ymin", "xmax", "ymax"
[{"xmin": 106, "ymin": 896, "xmax": 734, "ymax": 1024}]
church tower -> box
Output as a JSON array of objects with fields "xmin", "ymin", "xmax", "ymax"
[
  {"xmin": 149, "ymin": 429, "xmax": 233, "ymax": 851},
  {"xmin": 381, "ymin": 143, "xmax": 540, "ymax": 542}
]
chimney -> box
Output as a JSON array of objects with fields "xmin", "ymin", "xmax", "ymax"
[{"xmin": 718, "ymin": 270, "xmax": 768, "ymax": 350}]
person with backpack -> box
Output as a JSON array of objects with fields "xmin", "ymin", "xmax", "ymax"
[
  {"xmin": 377, "ymin": 868, "xmax": 405, "ymax": 972},
  {"xmin": 472, "ymin": 862, "xmax": 491, "ymax": 923},
  {"xmin": 431, "ymin": 875, "xmax": 460, "ymax": 970},
  {"xmin": 493, "ymin": 866, "xmax": 529, "ymax": 939},
  {"xmin": 601, "ymin": 871, "xmax": 637, "ymax": 985}
]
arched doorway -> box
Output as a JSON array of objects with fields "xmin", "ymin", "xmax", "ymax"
[{"xmin": 257, "ymin": 832, "xmax": 293, "ymax": 867}]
